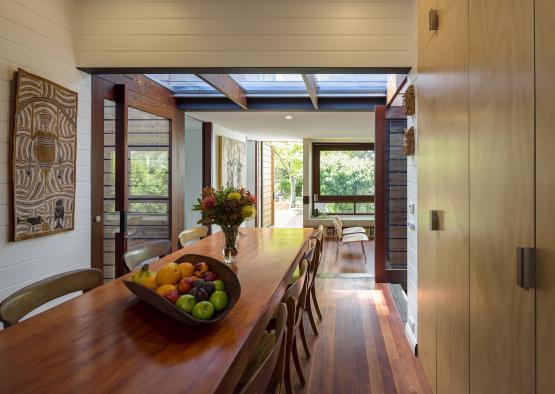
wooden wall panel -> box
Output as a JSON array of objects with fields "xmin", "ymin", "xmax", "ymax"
[
  {"xmin": 468, "ymin": 0, "xmax": 535, "ymax": 392},
  {"xmin": 536, "ymin": 0, "xmax": 555, "ymax": 391},
  {"xmin": 76, "ymin": 1, "xmax": 414, "ymax": 68},
  {"xmin": 261, "ymin": 143, "xmax": 274, "ymax": 228},
  {"xmin": 434, "ymin": 1, "xmax": 469, "ymax": 392},
  {"xmin": 416, "ymin": 33, "xmax": 439, "ymax": 393}
]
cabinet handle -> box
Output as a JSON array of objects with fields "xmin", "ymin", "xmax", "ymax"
[
  {"xmin": 429, "ymin": 9, "xmax": 439, "ymax": 31},
  {"xmin": 516, "ymin": 247, "xmax": 536, "ymax": 290}
]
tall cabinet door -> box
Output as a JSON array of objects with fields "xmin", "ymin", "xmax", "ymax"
[
  {"xmin": 536, "ymin": 0, "xmax": 555, "ymax": 392},
  {"xmin": 434, "ymin": 0, "xmax": 470, "ymax": 392},
  {"xmin": 416, "ymin": 24, "xmax": 439, "ymax": 393},
  {"xmin": 468, "ymin": 0, "xmax": 536, "ymax": 392}
]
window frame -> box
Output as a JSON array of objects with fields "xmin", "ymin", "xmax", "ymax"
[{"xmin": 312, "ymin": 142, "xmax": 375, "ymax": 215}]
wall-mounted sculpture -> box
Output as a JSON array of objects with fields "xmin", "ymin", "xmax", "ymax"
[{"xmin": 11, "ymin": 69, "xmax": 78, "ymax": 241}]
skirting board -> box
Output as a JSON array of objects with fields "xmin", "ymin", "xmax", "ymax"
[{"xmin": 405, "ymin": 322, "xmax": 418, "ymax": 356}]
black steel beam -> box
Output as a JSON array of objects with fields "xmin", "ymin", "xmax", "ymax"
[
  {"xmin": 80, "ymin": 66, "xmax": 412, "ymax": 75},
  {"xmin": 177, "ymin": 96, "xmax": 385, "ymax": 111}
]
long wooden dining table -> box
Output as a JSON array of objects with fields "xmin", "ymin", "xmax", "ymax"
[{"xmin": 0, "ymin": 227, "xmax": 313, "ymax": 393}]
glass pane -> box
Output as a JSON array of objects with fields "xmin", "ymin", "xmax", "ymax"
[
  {"xmin": 356, "ymin": 202, "xmax": 375, "ymax": 214},
  {"xmin": 229, "ymin": 74, "xmax": 305, "ymax": 93},
  {"xmin": 315, "ymin": 74, "xmax": 388, "ymax": 93},
  {"xmin": 103, "ymin": 100, "xmax": 117, "ymax": 280},
  {"xmin": 319, "ymin": 150, "xmax": 375, "ymax": 196},
  {"xmin": 127, "ymin": 107, "xmax": 171, "ymax": 254},
  {"xmin": 316, "ymin": 202, "xmax": 355, "ymax": 215},
  {"xmin": 145, "ymin": 74, "xmax": 219, "ymax": 94}
]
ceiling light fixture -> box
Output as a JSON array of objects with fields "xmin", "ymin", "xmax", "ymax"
[{"xmin": 285, "ymin": 115, "xmax": 293, "ymax": 120}]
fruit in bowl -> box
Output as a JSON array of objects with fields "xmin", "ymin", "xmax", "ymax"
[
  {"xmin": 178, "ymin": 277, "xmax": 194, "ymax": 294},
  {"xmin": 132, "ymin": 265, "xmax": 157, "ymax": 290},
  {"xmin": 193, "ymin": 262, "xmax": 209, "ymax": 277},
  {"xmin": 157, "ymin": 263, "xmax": 181, "ymax": 285},
  {"xmin": 130, "ymin": 257, "xmax": 234, "ymax": 323},
  {"xmin": 178, "ymin": 262, "xmax": 195, "ymax": 278},
  {"xmin": 176, "ymin": 294, "xmax": 196, "ymax": 313},
  {"xmin": 192, "ymin": 301, "xmax": 214, "ymax": 320}
]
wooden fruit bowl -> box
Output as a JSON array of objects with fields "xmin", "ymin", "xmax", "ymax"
[{"xmin": 123, "ymin": 254, "xmax": 241, "ymax": 325}]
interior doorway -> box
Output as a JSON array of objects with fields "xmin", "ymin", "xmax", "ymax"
[{"xmin": 272, "ymin": 141, "xmax": 303, "ymax": 228}]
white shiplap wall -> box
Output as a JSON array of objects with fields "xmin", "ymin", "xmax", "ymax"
[
  {"xmin": 76, "ymin": 0, "xmax": 414, "ymax": 68},
  {"xmin": 0, "ymin": 0, "xmax": 91, "ymax": 309},
  {"xmin": 405, "ymin": 0, "xmax": 418, "ymax": 350}
]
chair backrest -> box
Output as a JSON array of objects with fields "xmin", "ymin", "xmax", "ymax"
[
  {"xmin": 310, "ymin": 226, "xmax": 324, "ymax": 272},
  {"xmin": 284, "ymin": 259, "xmax": 309, "ymax": 327},
  {"xmin": 334, "ymin": 215, "xmax": 344, "ymax": 228},
  {"xmin": 332, "ymin": 216, "xmax": 343, "ymax": 238},
  {"xmin": 0, "ymin": 268, "xmax": 103, "ymax": 328},
  {"xmin": 239, "ymin": 302, "xmax": 288, "ymax": 394},
  {"xmin": 123, "ymin": 239, "xmax": 172, "ymax": 272},
  {"xmin": 178, "ymin": 226, "xmax": 208, "ymax": 248}
]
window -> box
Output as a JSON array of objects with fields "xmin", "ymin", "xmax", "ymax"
[{"xmin": 312, "ymin": 143, "xmax": 375, "ymax": 215}]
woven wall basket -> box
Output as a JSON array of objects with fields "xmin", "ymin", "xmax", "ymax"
[
  {"xmin": 404, "ymin": 126, "xmax": 416, "ymax": 156},
  {"xmin": 403, "ymin": 85, "xmax": 415, "ymax": 116}
]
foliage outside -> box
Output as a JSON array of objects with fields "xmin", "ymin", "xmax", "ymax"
[{"xmin": 273, "ymin": 142, "xmax": 303, "ymax": 208}]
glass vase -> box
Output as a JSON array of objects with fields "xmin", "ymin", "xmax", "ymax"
[{"xmin": 221, "ymin": 225, "xmax": 239, "ymax": 264}]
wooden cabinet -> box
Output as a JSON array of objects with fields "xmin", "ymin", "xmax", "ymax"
[
  {"xmin": 416, "ymin": 31, "xmax": 439, "ymax": 393},
  {"xmin": 417, "ymin": 0, "xmax": 553, "ymax": 392},
  {"xmin": 536, "ymin": 1, "xmax": 555, "ymax": 392},
  {"xmin": 468, "ymin": 0, "xmax": 535, "ymax": 392}
]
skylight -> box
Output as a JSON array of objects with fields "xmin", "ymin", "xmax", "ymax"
[
  {"xmin": 145, "ymin": 74, "xmax": 219, "ymax": 95},
  {"xmin": 229, "ymin": 74, "xmax": 306, "ymax": 94},
  {"xmin": 315, "ymin": 74, "xmax": 388, "ymax": 94}
]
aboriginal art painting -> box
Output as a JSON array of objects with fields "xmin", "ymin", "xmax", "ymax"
[{"xmin": 11, "ymin": 69, "xmax": 78, "ymax": 241}]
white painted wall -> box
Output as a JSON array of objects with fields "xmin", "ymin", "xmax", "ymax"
[
  {"xmin": 0, "ymin": 0, "xmax": 91, "ymax": 315},
  {"xmin": 76, "ymin": 1, "xmax": 414, "ymax": 68},
  {"xmin": 405, "ymin": 76, "xmax": 418, "ymax": 349},
  {"xmin": 184, "ymin": 116, "xmax": 203, "ymax": 230}
]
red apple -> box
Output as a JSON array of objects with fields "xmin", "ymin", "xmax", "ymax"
[
  {"xmin": 163, "ymin": 289, "xmax": 180, "ymax": 304},
  {"xmin": 178, "ymin": 277, "xmax": 194, "ymax": 294},
  {"xmin": 194, "ymin": 262, "xmax": 210, "ymax": 276},
  {"xmin": 203, "ymin": 271, "xmax": 219, "ymax": 282}
]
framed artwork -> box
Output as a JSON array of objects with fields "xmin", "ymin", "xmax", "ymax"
[
  {"xmin": 218, "ymin": 136, "xmax": 246, "ymax": 189},
  {"xmin": 11, "ymin": 69, "xmax": 78, "ymax": 241}
]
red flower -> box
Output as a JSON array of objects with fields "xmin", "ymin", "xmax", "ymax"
[
  {"xmin": 247, "ymin": 194, "xmax": 256, "ymax": 204},
  {"xmin": 201, "ymin": 196, "xmax": 216, "ymax": 210}
]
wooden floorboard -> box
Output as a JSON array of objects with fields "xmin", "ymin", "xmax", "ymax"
[
  {"xmin": 319, "ymin": 237, "xmax": 375, "ymax": 276},
  {"xmin": 292, "ymin": 278, "xmax": 432, "ymax": 394},
  {"xmin": 277, "ymin": 237, "xmax": 428, "ymax": 393}
]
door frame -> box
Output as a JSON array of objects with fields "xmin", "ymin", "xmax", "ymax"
[{"xmin": 90, "ymin": 74, "xmax": 184, "ymax": 277}]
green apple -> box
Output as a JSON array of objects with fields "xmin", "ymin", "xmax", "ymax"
[
  {"xmin": 213, "ymin": 279, "xmax": 226, "ymax": 291},
  {"xmin": 192, "ymin": 301, "xmax": 214, "ymax": 320},
  {"xmin": 176, "ymin": 294, "xmax": 196, "ymax": 313},
  {"xmin": 209, "ymin": 291, "xmax": 229, "ymax": 311}
]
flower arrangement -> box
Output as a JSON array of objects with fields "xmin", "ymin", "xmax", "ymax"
[{"xmin": 193, "ymin": 186, "xmax": 256, "ymax": 263}]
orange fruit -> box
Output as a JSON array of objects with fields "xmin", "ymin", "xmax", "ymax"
[
  {"xmin": 155, "ymin": 284, "xmax": 177, "ymax": 296},
  {"xmin": 178, "ymin": 262, "xmax": 195, "ymax": 278},
  {"xmin": 156, "ymin": 263, "xmax": 181, "ymax": 285}
]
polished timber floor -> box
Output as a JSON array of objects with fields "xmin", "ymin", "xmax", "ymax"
[{"xmin": 293, "ymin": 239, "xmax": 431, "ymax": 394}]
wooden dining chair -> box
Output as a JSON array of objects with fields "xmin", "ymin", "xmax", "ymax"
[
  {"xmin": 305, "ymin": 226, "xmax": 324, "ymax": 336},
  {"xmin": 282, "ymin": 259, "xmax": 310, "ymax": 394},
  {"xmin": 236, "ymin": 303, "xmax": 288, "ymax": 394},
  {"xmin": 123, "ymin": 239, "xmax": 172, "ymax": 272},
  {"xmin": 333, "ymin": 218, "xmax": 369, "ymax": 263},
  {"xmin": 177, "ymin": 226, "xmax": 208, "ymax": 248},
  {"xmin": 0, "ymin": 268, "xmax": 102, "ymax": 328}
]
